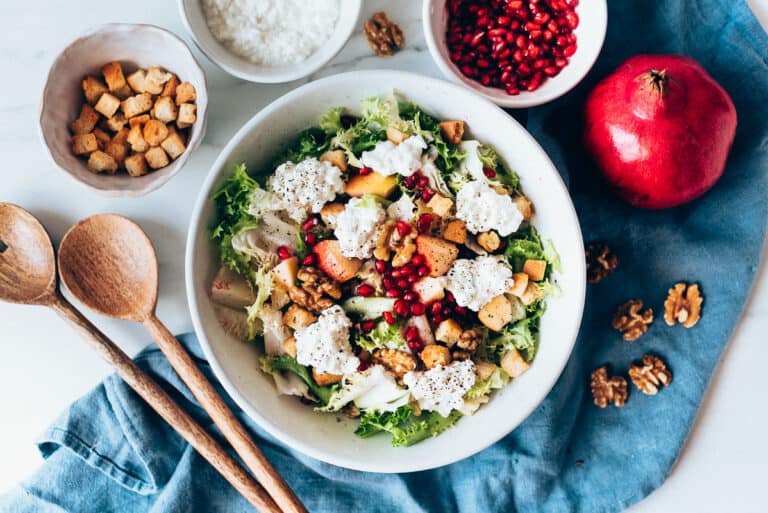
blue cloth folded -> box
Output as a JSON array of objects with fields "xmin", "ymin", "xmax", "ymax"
[{"xmin": 2, "ymin": 1, "xmax": 767, "ymax": 512}]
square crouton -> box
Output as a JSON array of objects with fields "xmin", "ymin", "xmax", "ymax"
[
  {"xmin": 113, "ymin": 84, "xmax": 134, "ymax": 100},
  {"xmin": 160, "ymin": 131, "xmax": 186, "ymax": 160},
  {"xmin": 87, "ymin": 150, "xmax": 118, "ymax": 174},
  {"xmin": 442, "ymin": 219, "xmax": 467, "ymax": 244},
  {"xmin": 143, "ymin": 119, "xmax": 169, "ymax": 147},
  {"xmin": 124, "ymin": 153, "xmax": 148, "ymax": 177},
  {"xmin": 126, "ymin": 69, "xmax": 146, "ymax": 93},
  {"xmin": 101, "ymin": 61, "xmax": 126, "ymax": 92},
  {"xmin": 112, "ymin": 127, "xmax": 130, "ymax": 144},
  {"xmin": 439, "ymin": 120, "xmax": 465, "ymax": 145},
  {"xmin": 175, "ymin": 81, "xmax": 196, "ymax": 105},
  {"xmin": 522, "ymin": 259, "xmax": 547, "ymax": 282},
  {"xmin": 82, "ymin": 76, "xmax": 108, "ymax": 105},
  {"xmin": 176, "ymin": 103, "xmax": 196, "ymax": 129},
  {"xmin": 128, "ymin": 114, "xmax": 150, "ymax": 129},
  {"xmin": 93, "ymin": 128, "xmax": 111, "ymax": 149},
  {"xmin": 121, "ymin": 93, "xmax": 153, "ymax": 119},
  {"xmin": 161, "ymin": 74, "xmax": 179, "ymax": 97},
  {"xmin": 435, "ymin": 319, "xmax": 462, "ymax": 346},
  {"xmin": 69, "ymin": 104, "xmax": 100, "ymax": 135},
  {"xmin": 103, "ymin": 141, "xmax": 128, "ymax": 167},
  {"xmin": 127, "ymin": 125, "xmax": 149, "ymax": 153},
  {"xmin": 94, "ymin": 93, "xmax": 120, "ymax": 118},
  {"xmin": 72, "ymin": 133, "xmax": 98, "ymax": 155},
  {"xmin": 103, "ymin": 112, "xmax": 127, "ymax": 132},
  {"xmin": 426, "ymin": 194, "xmax": 454, "ymax": 217},
  {"xmin": 145, "ymin": 146, "xmax": 169, "ymax": 170},
  {"xmin": 153, "ymin": 96, "xmax": 177, "ymax": 123},
  {"xmin": 143, "ymin": 66, "xmax": 172, "ymax": 95}
]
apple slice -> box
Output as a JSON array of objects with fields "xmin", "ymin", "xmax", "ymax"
[
  {"xmin": 345, "ymin": 171, "xmax": 397, "ymax": 198},
  {"xmin": 210, "ymin": 266, "xmax": 255, "ymax": 309},
  {"xmin": 313, "ymin": 240, "xmax": 362, "ymax": 283}
]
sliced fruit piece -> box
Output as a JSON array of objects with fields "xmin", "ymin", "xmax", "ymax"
[
  {"xmin": 442, "ymin": 219, "xmax": 467, "ymax": 244},
  {"xmin": 415, "ymin": 235, "xmax": 459, "ymax": 277},
  {"xmin": 507, "ymin": 272, "xmax": 529, "ymax": 297},
  {"xmin": 345, "ymin": 171, "xmax": 397, "ymax": 198},
  {"xmin": 386, "ymin": 126, "xmax": 407, "ymax": 144},
  {"xmin": 426, "ymin": 194, "xmax": 454, "ymax": 217},
  {"xmin": 412, "ymin": 276, "xmax": 445, "ymax": 304},
  {"xmin": 478, "ymin": 294, "xmax": 513, "ymax": 332},
  {"xmin": 313, "ymin": 240, "xmax": 362, "ymax": 282},
  {"xmin": 438, "ymin": 120, "xmax": 465, "ymax": 144},
  {"xmin": 213, "ymin": 304, "xmax": 251, "ymax": 342},
  {"xmin": 270, "ymin": 256, "xmax": 299, "ymax": 289},
  {"xmin": 522, "ymin": 259, "xmax": 547, "ymax": 281},
  {"xmin": 271, "ymin": 283, "xmax": 291, "ymax": 309},
  {"xmin": 312, "ymin": 368, "xmax": 343, "ymax": 386},
  {"xmin": 210, "ymin": 266, "xmax": 256, "ymax": 309},
  {"xmin": 513, "ymin": 195, "xmax": 533, "ymax": 221},
  {"xmin": 501, "ymin": 348, "xmax": 530, "ymax": 378},
  {"xmin": 342, "ymin": 296, "xmax": 396, "ymax": 320},
  {"xmin": 435, "ymin": 319, "xmax": 462, "ymax": 347},
  {"xmin": 319, "ymin": 149, "xmax": 348, "ymax": 171}
]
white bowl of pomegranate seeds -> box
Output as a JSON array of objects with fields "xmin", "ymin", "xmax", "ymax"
[{"xmin": 424, "ymin": 0, "xmax": 607, "ymax": 108}]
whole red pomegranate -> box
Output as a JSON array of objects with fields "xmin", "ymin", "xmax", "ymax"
[{"xmin": 584, "ymin": 54, "xmax": 737, "ymax": 209}]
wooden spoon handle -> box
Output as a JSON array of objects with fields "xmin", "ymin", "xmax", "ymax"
[
  {"xmin": 142, "ymin": 314, "xmax": 308, "ymax": 513},
  {"xmin": 50, "ymin": 296, "xmax": 281, "ymax": 513}
]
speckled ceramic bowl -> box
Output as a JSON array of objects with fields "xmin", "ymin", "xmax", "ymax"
[{"xmin": 39, "ymin": 23, "xmax": 208, "ymax": 197}]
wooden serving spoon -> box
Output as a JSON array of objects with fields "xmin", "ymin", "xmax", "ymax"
[
  {"xmin": 56, "ymin": 214, "xmax": 307, "ymax": 513},
  {"xmin": 0, "ymin": 203, "xmax": 279, "ymax": 513}
]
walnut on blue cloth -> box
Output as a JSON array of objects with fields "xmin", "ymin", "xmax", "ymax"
[
  {"xmin": 590, "ymin": 366, "xmax": 628, "ymax": 408},
  {"xmin": 628, "ymin": 355, "xmax": 672, "ymax": 395}
]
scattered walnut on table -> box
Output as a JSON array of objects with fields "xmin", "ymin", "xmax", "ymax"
[
  {"xmin": 585, "ymin": 242, "xmax": 618, "ymax": 284},
  {"xmin": 364, "ymin": 12, "xmax": 405, "ymax": 57},
  {"xmin": 628, "ymin": 354, "xmax": 672, "ymax": 395},
  {"xmin": 612, "ymin": 299, "xmax": 654, "ymax": 341},
  {"xmin": 373, "ymin": 348, "xmax": 417, "ymax": 378},
  {"xmin": 663, "ymin": 282, "xmax": 703, "ymax": 328},
  {"xmin": 590, "ymin": 366, "xmax": 628, "ymax": 408}
]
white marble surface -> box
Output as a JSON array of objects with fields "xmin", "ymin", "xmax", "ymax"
[{"xmin": 0, "ymin": 0, "xmax": 766, "ymax": 511}]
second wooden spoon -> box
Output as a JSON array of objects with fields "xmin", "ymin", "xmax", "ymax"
[{"xmin": 57, "ymin": 214, "xmax": 307, "ymax": 513}]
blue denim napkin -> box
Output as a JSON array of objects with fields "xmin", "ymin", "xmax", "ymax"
[{"xmin": 3, "ymin": 1, "xmax": 767, "ymax": 512}]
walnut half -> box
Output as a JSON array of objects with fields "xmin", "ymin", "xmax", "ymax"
[
  {"xmin": 612, "ymin": 299, "xmax": 653, "ymax": 341},
  {"xmin": 586, "ymin": 242, "xmax": 618, "ymax": 284},
  {"xmin": 628, "ymin": 355, "xmax": 672, "ymax": 395},
  {"xmin": 373, "ymin": 349, "xmax": 416, "ymax": 378},
  {"xmin": 364, "ymin": 12, "xmax": 405, "ymax": 57},
  {"xmin": 663, "ymin": 282, "xmax": 703, "ymax": 328},
  {"xmin": 590, "ymin": 366, "xmax": 628, "ymax": 408}
]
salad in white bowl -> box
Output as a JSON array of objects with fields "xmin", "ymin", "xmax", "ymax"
[{"xmin": 207, "ymin": 95, "xmax": 561, "ymax": 446}]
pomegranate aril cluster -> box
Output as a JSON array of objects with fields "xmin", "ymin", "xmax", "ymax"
[
  {"xmin": 427, "ymin": 291, "xmax": 469, "ymax": 325},
  {"xmin": 446, "ymin": 0, "xmax": 579, "ymax": 95},
  {"xmin": 377, "ymin": 253, "xmax": 430, "ymax": 325},
  {"xmin": 401, "ymin": 171, "xmax": 435, "ymax": 202}
]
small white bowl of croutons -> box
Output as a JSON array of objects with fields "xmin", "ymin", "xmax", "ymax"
[{"xmin": 40, "ymin": 23, "xmax": 208, "ymax": 197}]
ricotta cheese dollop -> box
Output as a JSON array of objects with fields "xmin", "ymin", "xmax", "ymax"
[
  {"xmin": 268, "ymin": 158, "xmax": 344, "ymax": 222},
  {"xmin": 403, "ymin": 360, "xmax": 476, "ymax": 417},
  {"xmin": 360, "ymin": 135, "xmax": 427, "ymax": 177},
  {"xmin": 334, "ymin": 196, "xmax": 386, "ymax": 259},
  {"xmin": 445, "ymin": 256, "xmax": 514, "ymax": 311},
  {"xmin": 386, "ymin": 193, "xmax": 416, "ymax": 222},
  {"xmin": 295, "ymin": 305, "xmax": 359, "ymax": 375},
  {"xmin": 456, "ymin": 180, "xmax": 523, "ymax": 236}
]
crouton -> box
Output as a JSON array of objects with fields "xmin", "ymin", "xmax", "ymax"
[
  {"xmin": 386, "ymin": 126, "xmax": 407, "ymax": 144},
  {"xmin": 507, "ymin": 272, "xmax": 529, "ymax": 297},
  {"xmin": 501, "ymin": 348, "xmax": 530, "ymax": 378},
  {"xmin": 319, "ymin": 150, "xmax": 347, "ymax": 171},
  {"xmin": 312, "ymin": 368, "xmax": 342, "ymax": 386},
  {"xmin": 121, "ymin": 93, "xmax": 153, "ymax": 119},
  {"xmin": 145, "ymin": 146, "xmax": 169, "ymax": 169},
  {"xmin": 160, "ymin": 131, "xmax": 186, "ymax": 160},
  {"xmin": 93, "ymin": 128, "xmax": 111, "ymax": 148},
  {"xmin": 176, "ymin": 103, "xmax": 196, "ymax": 129},
  {"xmin": 161, "ymin": 74, "xmax": 180, "ymax": 97},
  {"xmin": 114, "ymin": 84, "xmax": 134, "ymax": 100},
  {"xmin": 127, "ymin": 125, "xmax": 149, "ymax": 153},
  {"xmin": 426, "ymin": 194, "xmax": 453, "ymax": 217},
  {"xmin": 72, "ymin": 133, "xmax": 99, "ymax": 155},
  {"xmin": 101, "ymin": 61, "xmax": 126, "ymax": 92},
  {"xmin": 519, "ymin": 281, "xmax": 543, "ymax": 306},
  {"xmin": 82, "ymin": 76, "xmax": 108, "ymax": 105},
  {"xmin": 412, "ymin": 276, "xmax": 445, "ymax": 304},
  {"xmin": 522, "ymin": 259, "xmax": 547, "ymax": 281},
  {"xmin": 421, "ymin": 344, "xmax": 452, "ymax": 370},
  {"xmin": 69, "ymin": 104, "xmax": 100, "ymax": 135},
  {"xmin": 439, "ymin": 120, "xmax": 464, "ymax": 144},
  {"xmin": 435, "ymin": 319, "xmax": 463, "ymax": 346},
  {"xmin": 126, "ymin": 69, "xmax": 146, "ymax": 93},
  {"xmin": 479, "ymin": 294, "xmax": 513, "ymax": 332},
  {"xmin": 143, "ymin": 120, "xmax": 169, "ymax": 147},
  {"xmin": 94, "ymin": 93, "xmax": 121, "ymax": 118},
  {"xmin": 320, "ymin": 202, "xmax": 345, "ymax": 227},
  {"xmin": 153, "ymin": 96, "xmax": 177, "ymax": 123},
  {"xmin": 442, "ymin": 219, "xmax": 467, "ymax": 244},
  {"xmin": 143, "ymin": 66, "xmax": 172, "ymax": 95},
  {"xmin": 112, "ymin": 127, "xmax": 130, "ymax": 144},
  {"xmin": 128, "ymin": 114, "xmax": 150, "ymax": 128},
  {"xmin": 175, "ymin": 81, "xmax": 197, "ymax": 105},
  {"xmin": 477, "ymin": 231, "xmax": 501, "ymax": 252},
  {"xmin": 103, "ymin": 112, "xmax": 126, "ymax": 132},
  {"xmin": 283, "ymin": 336, "xmax": 297, "ymax": 358},
  {"xmin": 124, "ymin": 153, "xmax": 148, "ymax": 177},
  {"xmin": 475, "ymin": 360, "xmax": 498, "ymax": 381},
  {"xmin": 513, "ymin": 196, "xmax": 533, "ymax": 221},
  {"xmin": 87, "ymin": 150, "xmax": 118, "ymax": 174},
  {"xmin": 283, "ymin": 305, "xmax": 316, "ymax": 330},
  {"xmin": 104, "ymin": 141, "xmax": 128, "ymax": 167}
]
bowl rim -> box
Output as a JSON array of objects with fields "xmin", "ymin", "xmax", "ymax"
[
  {"xmin": 422, "ymin": 0, "xmax": 607, "ymax": 108},
  {"xmin": 177, "ymin": 0, "xmax": 362, "ymax": 84},
  {"xmin": 38, "ymin": 22, "xmax": 209, "ymax": 198},
  {"xmin": 185, "ymin": 69, "xmax": 586, "ymax": 472}
]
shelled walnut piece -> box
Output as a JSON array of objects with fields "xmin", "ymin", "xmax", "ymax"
[
  {"xmin": 364, "ymin": 12, "xmax": 405, "ymax": 57},
  {"xmin": 70, "ymin": 61, "xmax": 196, "ymax": 176},
  {"xmin": 373, "ymin": 349, "xmax": 416, "ymax": 378},
  {"xmin": 590, "ymin": 366, "xmax": 628, "ymax": 408},
  {"xmin": 288, "ymin": 266, "xmax": 340, "ymax": 313},
  {"xmin": 585, "ymin": 242, "xmax": 618, "ymax": 284},
  {"xmin": 457, "ymin": 327, "xmax": 484, "ymax": 352},
  {"xmin": 612, "ymin": 299, "xmax": 654, "ymax": 341},
  {"xmin": 663, "ymin": 282, "xmax": 703, "ymax": 328},
  {"xmin": 628, "ymin": 355, "xmax": 672, "ymax": 395}
]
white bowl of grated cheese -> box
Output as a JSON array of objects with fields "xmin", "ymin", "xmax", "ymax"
[{"xmin": 179, "ymin": 0, "xmax": 362, "ymax": 83}]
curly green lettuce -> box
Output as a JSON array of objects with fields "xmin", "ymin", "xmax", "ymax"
[
  {"xmin": 487, "ymin": 301, "xmax": 545, "ymax": 363},
  {"xmin": 353, "ymin": 320, "xmax": 406, "ymax": 351},
  {"xmin": 355, "ymin": 406, "xmax": 463, "ymax": 447}
]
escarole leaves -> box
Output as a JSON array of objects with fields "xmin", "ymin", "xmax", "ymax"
[{"xmin": 355, "ymin": 406, "xmax": 463, "ymax": 447}]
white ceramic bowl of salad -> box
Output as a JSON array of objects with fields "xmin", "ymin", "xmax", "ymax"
[{"xmin": 186, "ymin": 70, "xmax": 585, "ymax": 472}]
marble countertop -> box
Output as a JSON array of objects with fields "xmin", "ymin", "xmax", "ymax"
[{"xmin": 1, "ymin": 1, "xmax": 766, "ymax": 511}]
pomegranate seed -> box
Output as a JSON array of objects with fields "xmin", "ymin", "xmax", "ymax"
[
  {"xmin": 483, "ymin": 167, "xmax": 497, "ymax": 178},
  {"xmin": 513, "ymin": 49, "xmax": 524, "ymax": 62},
  {"xmin": 407, "ymin": 339, "xmax": 423, "ymax": 351},
  {"xmin": 524, "ymin": 22, "xmax": 538, "ymax": 32},
  {"xmin": 394, "ymin": 300, "xmax": 410, "ymax": 317},
  {"xmin": 446, "ymin": 291, "xmax": 456, "ymax": 303},
  {"xmin": 480, "ymin": 74, "xmax": 492, "ymax": 86},
  {"xmin": 375, "ymin": 259, "xmax": 388, "ymax": 273},
  {"xmin": 357, "ymin": 284, "xmax": 374, "ymax": 297},
  {"xmin": 454, "ymin": 306, "xmax": 467, "ymax": 316},
  {"xmin": 564, "ymin": 44, "xmax": 577, "ymax": 57},
  {"xmin": 506, "ymin": 84, "xmax": 521, "ymax": 95},
  {"xmin": 515, "ymin": 35, "xmax": 527, "ymax": 49},
  {"xmin": 391, "ymin": 268, "xmax": 404, "ymax": 278},
  {"xmin": 555, "ymin": 57, "xmax": 568, "ymax": 67},
  {"xmin": 416, "ymin": 175, "xmax": 429, "ymax": 188},
  {"xmin": 543, "ymin": 66, "xmax": 559, "ymax": 76},
  {"xmin": 508, "ymin": 0, "xmax": 523, "ymax": 9},
  {"xmin": 402, "ymin": 175, "xmax": 417, "ymax": 189},
  {"xmin": 420, "ymin": 188, "xmax": 435, "ymax": 202},
  {"xmin": 357, "ymin": 360, "xmax": 370, "ymax": 372},
  {"xmin": 417, "ymin": 214, "xmax": 434, "ymax": 234},
  {"xmin": 418, "ymin": 265, "xmax": 430, "ymax": 277},
  {"xmin": 301, "ymin": 217, "xmax": 318, "ymax": 232},
  {"xmin": 383, "ymin": 277, "xmax": 394, "ymax": 289},
  {"xmin": 359, "ymin": 166, "xmax": 373, "ymax": 175},
  {"xmin": 407, "ymin": 274, "xmax": 419, "ymax": 283},
  {"xmin": 396, "ymin": 221, "xmax": 411, "ymax": 237},
  {"xmin": 442, "ymin": 306, "xmax": 452, "ymax": 316},
  {"xmin": 403, "ymin": 291, "xmax": 417, "ymax": 302},
  {"xmin": 410, "ymin": 303, "xmax": 426, "ymax": 316},
  {"xmin": 405, "ymin": 326, "xmax": 419, "ymax": 341},
  {"xmin": 386, "ymin": 289, "xmax": 401, "ymax": 298},
  {"xmin": 497, "ymin": 15, "xmax": 511, "ymax": 25},
  {"xmin": 411, "ymin": 254, "xmax": 425, "ymax": 266},
  {"xmin": 565, "ymin": 11, "xmax": 579, "ymax": 29},
  {"xmin": 361, "ymin": 320, "xmax": 376, "ymax": 332},
  {"xmin": 383, "ymin": 311, "xmax": 396, "ymax": 324},
  {"xmin": 430, "ymin": 301, "xmax": 443, "ymax": 314},
  {"xmin": 302, "ymin": 254, "xmax": 316, "ymax": 266},
  {"xmin": 304, "ymin": 232, "xmax": 317, "ymax": 245},
  {"xmin": 432, "ymin": 313, "xmax": 445, "ymax": 324},
  {"xmin": 276, "ymin": 246, "xmax": 291, "ymax": 260},
  {"xmin": 403, "ymin": 263, "xmax": 417, "ymax": 275},
  {"xmin": 397, "ymin": 279, "xmax": 409, "ymax": 290}
]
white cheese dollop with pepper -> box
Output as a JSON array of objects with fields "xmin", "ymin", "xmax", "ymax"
[
  {"xmin": 295, "ymin": 305, "xmax": 359, "ymax": 375},
  {"xmin": 456, "ymin": 180, "xmax": 523, "ymax": 236},
  {"xmin": 268, "ymin": 158, "xmax": 344, "ymax": 222},
  {"xmin": 360, "ymin": 135, "xmax": 427, "ymax": 177},
  {"xmin": 445, "ymin": 256, "xmax": 514, "ymax": 311},
  {"xmin": 403, "ymin": 360, "xmax": 476, "ymax": 417},
  {"xmin": 334, "ymin": 196, "xmax": 386, "ymax": 259}
]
